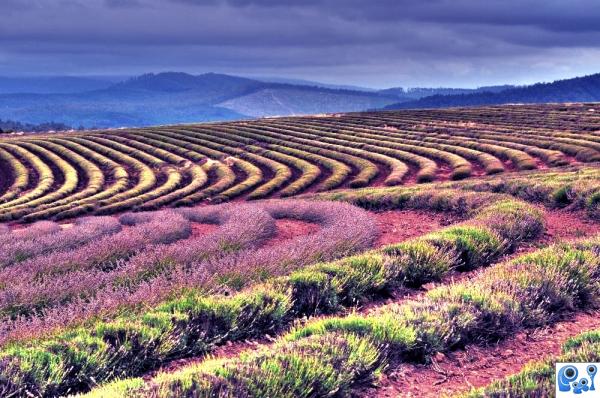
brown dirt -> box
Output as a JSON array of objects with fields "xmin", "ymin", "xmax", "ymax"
[
  {"xmin": 468, "ymin": 160, "xmax": 488, "ymax": 177},
  {"xmin": 496, "ymin": 209, "xmax": 600, "ymax": 262},
  {"xmin": 261, "ymin": 218, "xmax": 321, "ymax": 247},
  {"xmin": 144, "ymin": 336, "xmax": 274, "ymax": 381},
  {"xmin": 373, "ymin": 210, "xmax": 459, "ymax": 248},
  {"xmin": 364, "ymin": 311, "xmax": 600, "ymax": 398},
  {"xmin": 543, "ymin": 209, "xmax": 600, "ymax": 242},
  {"xmin": 502, "ymin": 159, "xmax": 518, "ymax": 172},
  {"xmin": 400, "ymin": 164, "xmax": 421, "ymax": 185},
  {"xmin": 435, "ymin": 163, "xmax": 454, "ymax": 182},
  {"xmin": 367, "ymin": 161, "xmax": 394, "ymax": 188},
  {"xmin": 534, "ymin": 157, "xmax": 549, "ymax": 170},
  {"xmin": 189, "ymin": 222, "xmax": 219, "ymax": 238}
]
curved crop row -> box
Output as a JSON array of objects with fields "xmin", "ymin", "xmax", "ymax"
[
  {"xmin": 0, "ymin": 146, "xmax": 29, "ymax": 204},
  {"xmin": 0, "ymin": 144, "xmax": 55, "ymax": 210},
  {"xmin": 0, "ymin": 193, "xmax": 543, "ymax": 396},
  {"xmin": 89, "ymin": 233, "xmax": 600, "ymax": 398},
  {"xmin": 0, "ymin": 104, "xmax": 598, "ymax": 220},
  {"xmin": 212, "ymin": 124, "xmax": 380, "ymax": 187}
]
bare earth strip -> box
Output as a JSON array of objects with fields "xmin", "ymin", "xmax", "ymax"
[
  {"xmin": 365, "ymin": 311, "xmax": 600, "ymax": 398},
  {"xmin": 139, "ymin": 209, "xmax": 599, "ymax": 392}
]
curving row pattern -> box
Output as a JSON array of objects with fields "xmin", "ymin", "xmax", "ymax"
[{"xmin": 0, "ymin": 103, "xmax": 600, "ymax": 221}]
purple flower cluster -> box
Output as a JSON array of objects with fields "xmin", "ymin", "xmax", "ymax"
[
  {"xmin": 0, "ymin": 200, "xmax": 376, "ymax": 344},
  {"xmin": 0, "ymin": 211, "xmax": 192, "ymax": 316},
  {"xmin": 0, "ymin": 217, "xmax": 122, "ymax": 268},
  {"xmin": 0, "ymin": 221, "xmax": 61, "ymax": 243}
]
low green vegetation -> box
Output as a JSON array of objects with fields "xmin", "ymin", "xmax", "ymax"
[
  {"xmin": 0, "ymin": 192, "xmax": 544, "ymax": 397},
  {"xmin": 83, "ymin": 235, "xmax": 600, "ymax": 397},
  {"xmin": 312, "ymin": 165, "xmax": 600, "ymax": 218}
]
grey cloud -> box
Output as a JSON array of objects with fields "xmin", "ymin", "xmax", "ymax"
[{"xmin": 0, "ymin": 0, "xmax": 599, "ymax": 87}]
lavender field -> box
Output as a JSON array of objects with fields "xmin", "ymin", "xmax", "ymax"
[{"xmin": 0, "ymin": 107, "xmax": 598, "ymax": 398}]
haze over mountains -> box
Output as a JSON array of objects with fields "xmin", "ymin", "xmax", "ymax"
[
  {"xmin": 1, "ymin": 71, "xmax": 600, "ymax": 130},
  {"xmin": 0, "ymin": 73, "xmax": 399, "ymax": 129},
  {"xmin": 386, "ymin": 73, "xmax": 600, "ymax": 110}
]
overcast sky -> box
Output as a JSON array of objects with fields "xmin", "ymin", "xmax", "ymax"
[{"xmin": 2, "ymin": 0, "xmax": 600, "ymax": 88}]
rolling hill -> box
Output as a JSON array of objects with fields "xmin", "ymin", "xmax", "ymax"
[
  {"xmin": 0, "ymin": 76, "xmax": 118, "ymax": 95},
  {"xmin": 385, "ymin": 73, "xmax": 600, "ymax": 109},
  {"xmin": 0, "ymin": 72, "xmax": 399, "ymax": 128}
]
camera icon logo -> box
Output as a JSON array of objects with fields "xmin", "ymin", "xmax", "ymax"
[{"xmin": 557, "ymin": 363, "xmax": 599, "ymax": 396}]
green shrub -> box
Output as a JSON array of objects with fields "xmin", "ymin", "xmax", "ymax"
[
  {"xmin": 150, "ymin": 333, "xmax": 383, "ymax": 398},
  {"xmin": 382, "ymin": 241, "xmax": 454, "ymax": 287},
  {"xmin": 281, "ymin": 270, "xmax": 339, "ymax": 316},
  {"xmin": 423, "ymin": 226, "xmax": 505, "ymax": 270},
  {"xmin": 475, "ymin": 200, "xmax": 545, "ymax": 246}
]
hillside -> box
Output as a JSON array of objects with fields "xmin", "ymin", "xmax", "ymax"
[
  {"xmin": 0, "ymin": 104, "xmax": 598, "ymax": 398},
  {"xmin": 379, "ymin": 85, "xmax": 513, "ymax": 100},
  {"xmin": 385, "ymin": 73, "xmax": 600, "ymax": 109},
  {"xmin": 0, "ymin": 76, "xmax": 117, "ymax": 95},
  {"xmin": 0, "ymin": 73, "xmax": 399, "ymax": 128},
  {"xmin": 1, "ymin": 102, "xmax": 600, "ymax": 222},
  {"xmin": 218, "ymin": 86, "xmax": 396, "ymax": 117}
]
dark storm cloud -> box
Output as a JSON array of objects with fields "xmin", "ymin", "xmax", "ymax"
[{"xmin": 1, "ymin": 0, "xmax": 600, "ymax": 87}]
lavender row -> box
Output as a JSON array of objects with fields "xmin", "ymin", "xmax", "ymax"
[
  {"xmin": 0, "ymin": 217, "xmax": 122, "ymax": 268},
  {"xmin": 0, "ymin": 204, "xmax": 275, "ymax": 319},
  {"xmin": 0, "ymin": 221, "xmax": 61, "ymax": 245},
  {"xmin": 0, "ymin": 200, "xmax": 376, "ymax": 344}
]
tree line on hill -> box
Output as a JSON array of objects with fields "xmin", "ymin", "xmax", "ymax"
[{"xmin": 0, "ymin": 119, "xmax": 75, "ymax": 134}]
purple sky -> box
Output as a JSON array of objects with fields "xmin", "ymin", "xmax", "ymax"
[{"xmin": 2, "ymin": 0, "xmax": 600, "ymax": 88}]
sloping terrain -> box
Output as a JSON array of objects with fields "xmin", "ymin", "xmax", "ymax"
[
  {"xmin": 0, "ymin": 73, "xmax": 399, "ymax": 128},
  {"xmin": 0, "ymin": 103, "xmax": 600, "ymax": 222},
  {"xmin": 0, "ymin": 104, "xmax": 598, "ymax": 398},
  {"xmin": 218, "ymin": 86, "xmax": 395, "ymax": 117},
  {"xmin": 386, "ymin": 72, "xmax": 600, "ymax": 109}
]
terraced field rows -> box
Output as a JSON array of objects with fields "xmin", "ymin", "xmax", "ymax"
[
  {"xmin": 1, "ymin": 103, "xmax": 600, "ymax": 221},
  {"xmin": 0, "ymin": 153, "xmax": 598, "ymax": 397}
]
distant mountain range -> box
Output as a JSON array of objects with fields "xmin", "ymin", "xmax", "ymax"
[
  {"xmin": 385, "ymin": 73, "xmax": 600, "ymax": 110},
  {"xmin": 0, "ymin": 73, "xmax": 399, "ymax": 128},
  {"xmin": 2, "ymin": 71, "xmax": 600, "ymax": 129},
  {"xmin": 379, "ymin": 85, "xmax": 515, "ymax": 100},
  {"xmin": 0, "ymin": 76, "xmax": 121, "ymax": 95}
]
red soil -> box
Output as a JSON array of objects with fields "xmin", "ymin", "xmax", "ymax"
[
  {"xmin": 543, "ymin": 209, "xmax": 600, "ymax": 242},
  {"xmin": 364, "ymin": 311, "xmax": 600, "ymax": 398},
  {"xmin": 145, "ymin": 336, "xmax": 274, "ymax": 381},
  {"xmin": 435, "ymin": 163, "xmax": 454, "ymax": 182},
  {"xmin": 468, "ymin": 161, "xmax": 488, "ymax": 177},
  {"xmin": 502, "ymin": 159, "xmax": 518, "ymax": 172},
  {"xmin": 261, "ymin": 218, "xmax": 321, "ymax": 247},
  {"xmin": 401, "ymin": 164, "xmax": 422, "ymax": 185},
  {"xmin": 368, "ymin": 162, "xmax": 394, "ymax": 188},
  {"xmin": 373, "ymin": 210, "xmax": 459, "ymax": 248},
  {"xmin": 534, "ymin": 157, "xmax": 549, "ymax": 170},
  {"xmin": 359, "ymin": 210, "xmax": 600, "ymax": 397},
  {"xmin": 189, "ymin": 222, "xmax": 219, "ymax": 238},
  {"xmin": 142, "ymin": 209, "xmax": 599, "ymax": 388}
]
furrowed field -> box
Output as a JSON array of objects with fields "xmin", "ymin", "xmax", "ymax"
[{"xmin": 0, "ymin": 103, "xmax": 599, "ymax": 397}]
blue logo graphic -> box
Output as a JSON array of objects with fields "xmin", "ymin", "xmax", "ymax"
[{"xmin": 557, "ymin": 363, "xmax": 599, "ymax": 397}]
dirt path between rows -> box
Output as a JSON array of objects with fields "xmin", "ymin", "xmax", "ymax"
[
  {"xmin": 141, "ymin": 208, "xmax": 600, "ymax": 388},
  {"xmin": 373, "ymin": 209, "xmax": 459, "ymax": 248},
  {"xmin": 364, "ymin": 311, "xmax": 600, "ymax": 398},
  {"xmin": 262, "ymin": 218, "xmax": 321, "ymax": 247}
]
